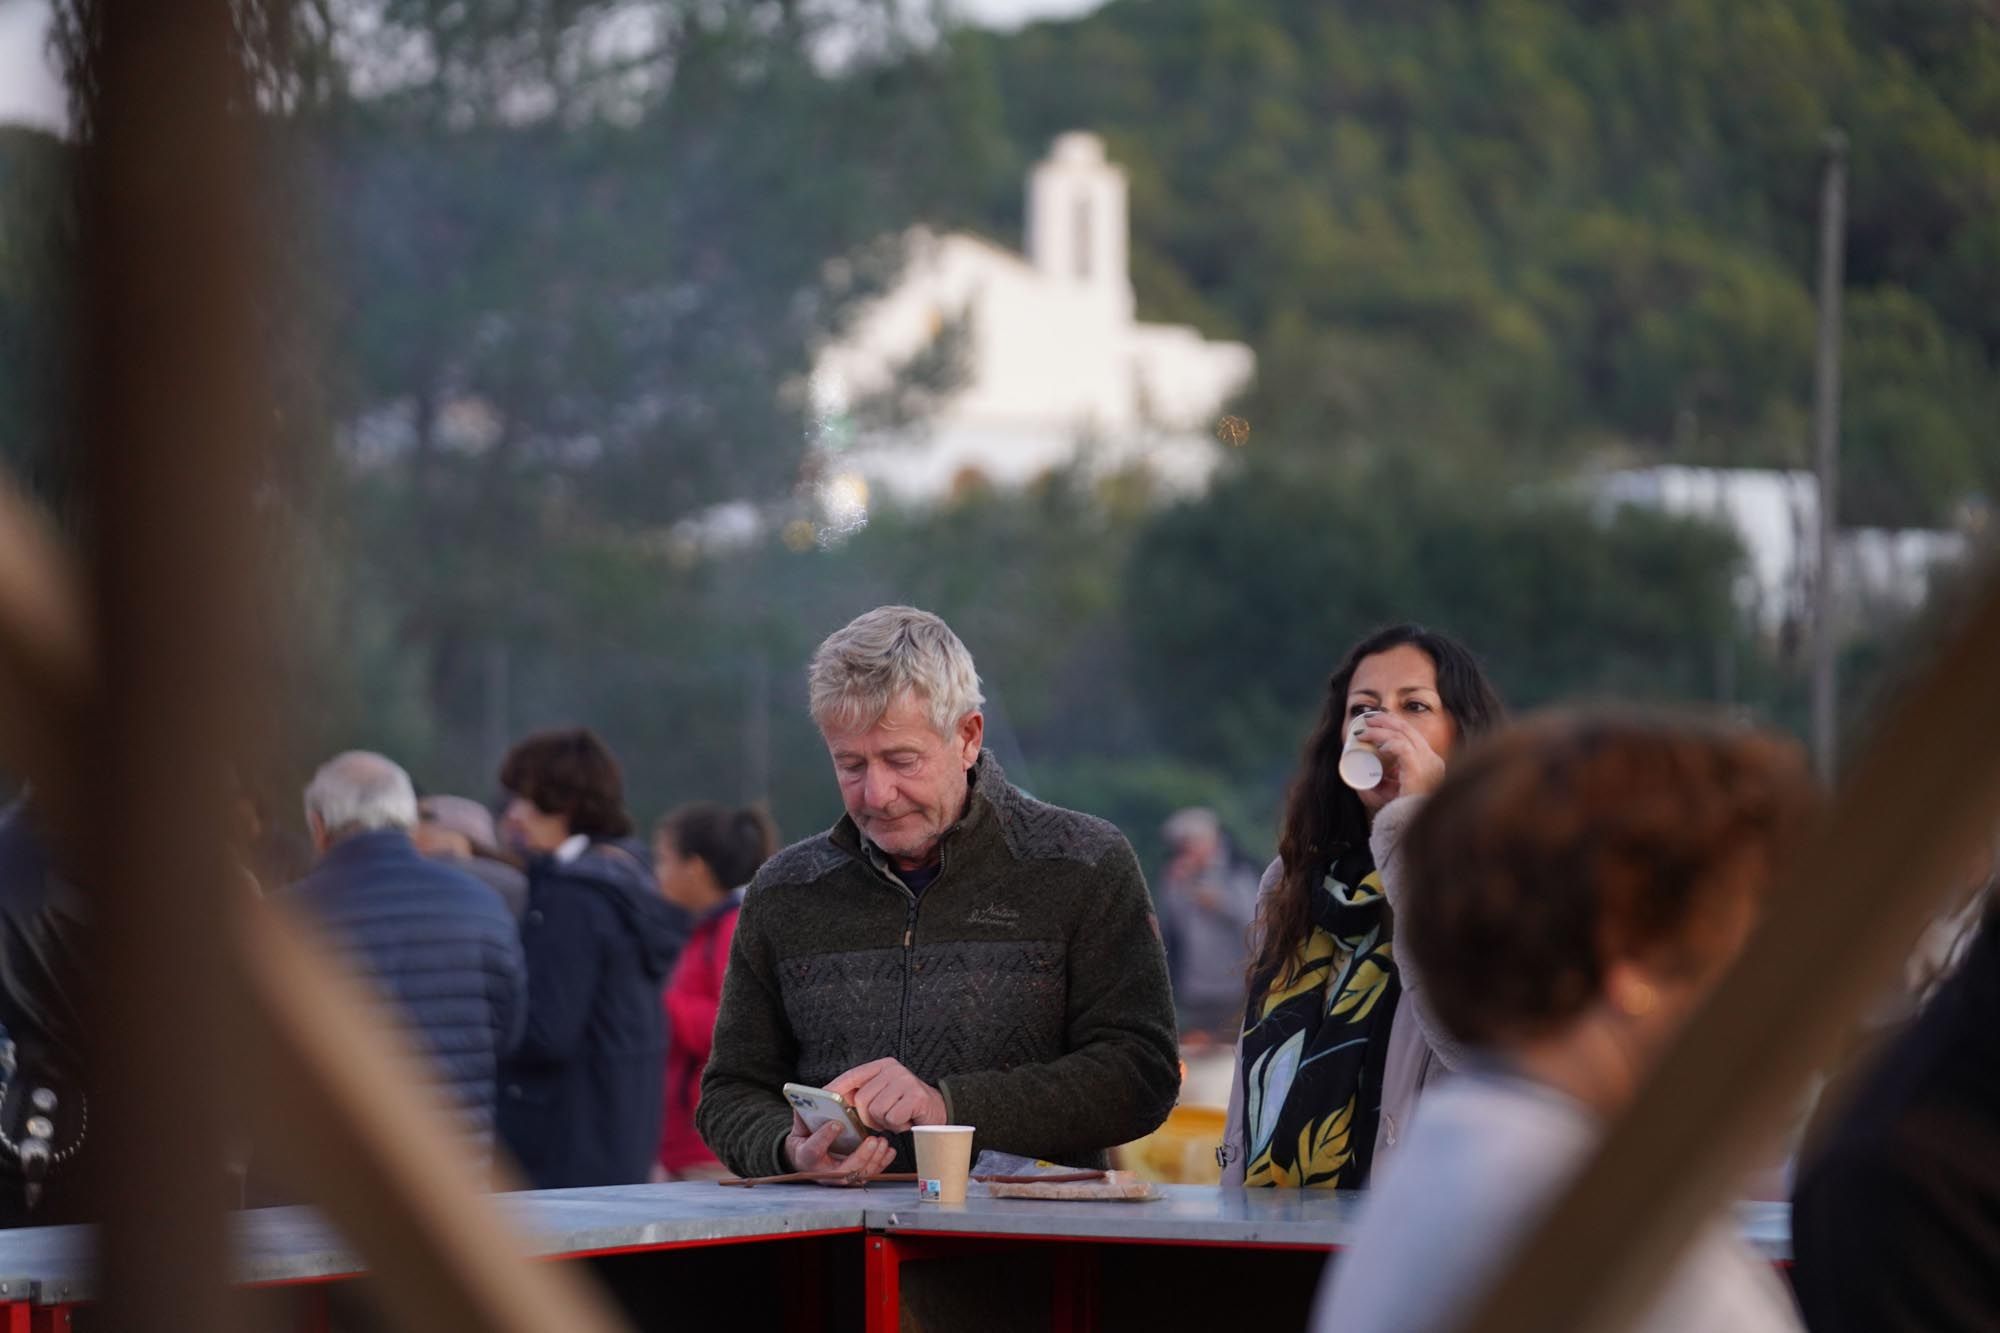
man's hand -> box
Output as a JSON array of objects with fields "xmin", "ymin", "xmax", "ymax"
[
  {"xmin": 784, "ymin": 1112, "xmax": 896, "ymax": 1184},
  {"xmin": 827, "ymin": 1058, "xmax": 948, "ymax": 1134}
]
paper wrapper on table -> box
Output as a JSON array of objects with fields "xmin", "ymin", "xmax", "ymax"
[
  {"xmin": 984, "ymin": 1170, "xmax": 1156, "ymax": 1201},
  {"xmin": 969, "ymin": 1151, "xmax": 1158, "ymax": 1202}
]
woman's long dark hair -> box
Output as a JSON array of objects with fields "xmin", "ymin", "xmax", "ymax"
[{"xmin": 1246, "ymin": 624, "xmax": 1505, "ymax": 994}]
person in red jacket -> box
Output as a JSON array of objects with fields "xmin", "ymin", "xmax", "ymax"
[{"xmin": 653, "ymin": 802, "xmax": 777, "ymax": 1179}]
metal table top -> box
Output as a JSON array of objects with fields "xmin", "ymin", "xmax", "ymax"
[
  {"xmin": 6, "ymin": 1183, "xmax": 869, "ymax": 1304},
  {"xmin": 0, "ymin": 1182, "xmax": 1792, "ymax": 1304},
  {"xmin": 866, "ymin": 1186, "xmax": 1792, "ymax": 1262}
]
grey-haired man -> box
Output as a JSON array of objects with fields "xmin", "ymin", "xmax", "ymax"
[
  {"xmin": 291, "ymin": 753, "xmax": 525, "ymax": 1159},
  {"xmin": 698, "ymin": 606, "xmax": 1180, "ymax": 1180}
]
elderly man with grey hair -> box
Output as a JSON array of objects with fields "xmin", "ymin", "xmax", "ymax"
[
  {"xmin": 698, "ymin": 607, "xmax": 1179, "ymax": 1181},
  {"xmin": 289, "ymin": 752, "xmax": 526, "ymax": 1161}
]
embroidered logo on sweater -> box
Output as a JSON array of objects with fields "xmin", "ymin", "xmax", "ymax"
[{"xmin": 966, "ymin": 903, "xmax": 1023, "ymax": 929}]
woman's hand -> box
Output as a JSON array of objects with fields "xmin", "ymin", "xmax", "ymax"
[{"xmin": 1359, "ymin": 711, "xmax": 1449, "ymax": 801}]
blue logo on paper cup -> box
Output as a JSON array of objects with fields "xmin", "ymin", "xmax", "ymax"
[{"xmin": 918, "ymin": 1178, "xmax": 942, "ymax": 1202}]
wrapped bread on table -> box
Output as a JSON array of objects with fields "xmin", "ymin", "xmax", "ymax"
[
  {"xmin": 983, "ymin": 1169, "xmax": 1156, "ymax": 1201},
  {"xmin": 970, "ymin": 1151, "xmax": 1160, "ymax": 1202}
]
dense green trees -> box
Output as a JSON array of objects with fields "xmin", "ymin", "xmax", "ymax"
[
  {"xmin": 966, "ymin": 0, "xmax": 1999, "ymax": 524},
  {"xmin": 306, "ymin": 7, "xmax": 1004, "ymax": 782}
]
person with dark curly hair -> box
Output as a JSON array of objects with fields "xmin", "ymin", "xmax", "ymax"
[
  {"xmin": 1312, "ymin": 710, "xmax": 1817, "ymax": 1333},
  {"xmin": 495, "ymin": 728, "xmax": 690, "ymax": 1188},
  {"xmin": 1222, "ymin": 624, "xmax": 1504, "ymax": 1190}
]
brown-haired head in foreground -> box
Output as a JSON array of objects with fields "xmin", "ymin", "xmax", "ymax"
[
  {"xmin": 1402, "ymin": 709, "xmax": 1818, "ymax": 1051},
  {"xmin": 498, "ymin": 727, "xmax": 634, "ymax": 840}
]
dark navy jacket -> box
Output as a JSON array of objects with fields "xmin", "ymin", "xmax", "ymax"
[
  {"xmin": 498, "ymin": 839, "xmax": 689, "ymax": 1188},
  {"xmin": 287, "ymin": 829, "xmax": 527, "ymax": 1156}
]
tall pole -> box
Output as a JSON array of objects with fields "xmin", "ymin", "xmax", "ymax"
[
  {"xmin": 744, "ymin": 649, "xmax": 772, "ymax": 805},
  {"xmin": 1811, "ymin": 130, "xmax": 1848, "ymax": 785},
  {"xmin": 484, "ymin": 637, "xmax": 511, "ymax": 780}
]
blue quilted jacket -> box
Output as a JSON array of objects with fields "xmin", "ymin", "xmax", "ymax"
[{"xmin": 287, "ymin": 829, "xmax": 527, "ymax": 1156}]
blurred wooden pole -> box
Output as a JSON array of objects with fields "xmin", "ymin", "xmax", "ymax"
[
  {"xmin": 237, "ymin": 905, "xmax": 626, "ymax": 1333},
  {"xmin": 0, "ymin": 474, "xmax": 632, "ymax": 1330},
  {"xmin": 40, "ymin": 3, "xmax": 630, "ymax": 1323},
  {"xmin": 71, "ymin": 0, "xmax": 261, "ymax": 1326},
  {"xmin": 0, "ymin": 459, "xmax": 635, "ymax": 1330},
  {"xmin": 1456, "ymin": 559, "xmax": 2000, "ymax": 1333}
]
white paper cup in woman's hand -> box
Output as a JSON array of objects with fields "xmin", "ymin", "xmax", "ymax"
[{"xmin": 1339, "ymin": 709, "xmax": 1385, "ymax": 790}]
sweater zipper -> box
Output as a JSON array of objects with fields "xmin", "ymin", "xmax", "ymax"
[
  {"xmin": 894, "ymin": 842, "xmax": 946, "ymax": 1063},
  {"xmin": 896, "ymin": 893, "xmax": 919, "ymax": 1061}
]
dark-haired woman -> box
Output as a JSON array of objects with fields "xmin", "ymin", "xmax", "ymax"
[
  {"xmin": 496, "ymin": 728, "xmax": 690, "ymax": 1188},
  {"xmin": 652, "ymin": 803, "xmax": 777, "ymax": 1181},
  {"xmin": 1222, "ymin": 624, "xmax": 1504, "ymax": 1189}
]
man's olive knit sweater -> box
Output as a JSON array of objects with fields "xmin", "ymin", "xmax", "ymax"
[{"xmin": 697, "ymin": 754, "xmax": 1180, "ymax": 1177}]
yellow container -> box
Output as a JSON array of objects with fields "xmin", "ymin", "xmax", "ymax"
[{"xmin": 1116, "ymin": 1104, "xmax": 1228, "ymax": 1185}]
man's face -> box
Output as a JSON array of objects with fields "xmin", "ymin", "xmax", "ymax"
[
  {"xmin": 411, "ymin": 821, "xmax": 471, "ymax": 860},
  {"xmin": 823, "ymin": 693, "xmax": 983, "ymax": 869},
  {"xmin": 1171, "ymin": 828, "xmax": 1220, "ymax": 874},
  {"xmin": 500, "ymin": 796, "xmax": 570, "ymax": 856}
]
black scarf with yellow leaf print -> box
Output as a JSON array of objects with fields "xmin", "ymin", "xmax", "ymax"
[{"xmin": 1239, "ymin": 845, "xmax": 1402, "ymax": 1189}]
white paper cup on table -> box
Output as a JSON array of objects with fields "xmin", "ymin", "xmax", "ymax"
[
  {"xmin": 912, "ymin": 1125, "xmax": 975, "ymax": 1203},
  {"xmin": 1338, "ymin": 709, "xmax": 1385, "ymax": 790}
]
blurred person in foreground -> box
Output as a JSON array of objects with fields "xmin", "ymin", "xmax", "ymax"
[
  {"xmin": 1156, "ymin": 807, "xmax": 1259, "ymax": 1043},
  {"xmin": 1791, "ymin": 888, "xmax": 2000, "ymax": 1328},
  {"xmin": 1900, "ymin": 841, "xmax": 1994, "ymax": 1006},
  {"xmin": 1788, "ymin": 839, "xmax": 1996, "ymax": 1178},
  {"xmin": 0, "ymin": 799, "xmax": 93, "ymax": 1225},
  {"xmin": 1222, "ymin": 624, "xmax": 1504, "ymax": 1189},
  {"xmin": 289, "ymin": 753, "xmax": 526, "ymax": 1163},
  {"xmin": 1312, "ymin": 711, "xmax": 1816, "ymax": 1333},
  {"xmin": 496, "ymin": 728, "xmax": 688, "ymax": 1188},
  {"xmin": 414, "ymin": 794, "xmax": 528, "ymax": 917},
  {"xmin": 653, "ymin": 802, "xmax": 777, "ymax": 1181},
  {"xmin": 698, "ymin": 606, "xmax": 1178, "ymax": 1181}
]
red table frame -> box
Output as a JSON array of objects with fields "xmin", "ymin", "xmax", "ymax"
[
  {"xmin": 863, "ymin": 1231, "xmax": 1340, "ymax": 1333},
  {"xmin": 26, "ymin": 1225, "xmax": 856, "ymax": 1332}
]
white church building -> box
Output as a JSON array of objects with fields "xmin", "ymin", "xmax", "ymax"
[{"xmin": 808, "ymin": 133, "xmax": 1256, "ymax": 504}]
